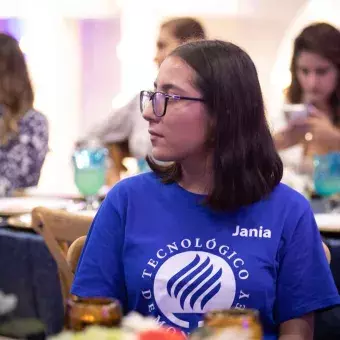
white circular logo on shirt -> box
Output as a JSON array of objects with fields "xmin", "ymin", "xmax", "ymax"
[{"xmin": 153, "ymin": 251, "xmax": 236, "ymax": 329}]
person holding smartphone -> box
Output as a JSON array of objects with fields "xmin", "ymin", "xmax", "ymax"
[{"xmin": 274, "ymin": 23, "xmax": 340, "ymax": 173}]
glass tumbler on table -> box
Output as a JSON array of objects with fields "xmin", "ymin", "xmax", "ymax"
[
  {"xmin": 190, "ymin": 309, "xmax": 262, "ymax": 339},
  {"xmin": 72, "ymin": 141, "xmax": 107, "ymax": 210},
  {"xmin": 65, "ymin": 297, "xmax": 122, "ymax": 331},
  {"xmin": 313, "ymin": 152, "xmax": 340, "ymax": 212}
]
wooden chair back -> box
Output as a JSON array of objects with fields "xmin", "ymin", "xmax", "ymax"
[
  {"xmin": 31, "ymin": 207, "xmax": 93, "ymax": 305},
  {"xmin": 67, "ymin": 236, "xmax": 87, "ymax": 274}
]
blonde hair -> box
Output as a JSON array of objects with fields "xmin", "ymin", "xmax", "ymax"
[{"xmin": 0, "ymin": 33, "xmax": 34, "ymax": 144}]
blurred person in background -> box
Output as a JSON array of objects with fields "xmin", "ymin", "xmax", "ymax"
[
  {"xmin": 0, "ymin": 33, "xmax": 48, "ymax": 196},
  {"xmin": 79, "ymin": 17, "xmax": 206, "ymax": 183},
  {"xmin": 274, "ymin": 23, "xmax": 340, "ymax": 175}
]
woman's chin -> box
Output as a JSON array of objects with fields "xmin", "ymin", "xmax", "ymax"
[{"xmin": 151, "ymin": 148, "xmax": 175, "ymax": 163}]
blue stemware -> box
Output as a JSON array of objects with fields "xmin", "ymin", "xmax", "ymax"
[{"xmin": 313, "ymin": 152, "xmax": 340, "ymax": 212}]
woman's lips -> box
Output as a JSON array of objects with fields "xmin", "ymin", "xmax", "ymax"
[{"xmin": 148, "ymin": 130, "xmax": 163, "ymax": 138}]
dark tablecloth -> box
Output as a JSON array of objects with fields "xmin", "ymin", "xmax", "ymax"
[
  {"xmin": 308, "ymin": 199, "xmax": 340, "ymax": 339},
  {"xmin": 0, "ymin": 226, "xmax": 64, "ymax": 335},
  {"xmin": 314, "ymin": 236, "xmax": 340, "ymax": 340}
]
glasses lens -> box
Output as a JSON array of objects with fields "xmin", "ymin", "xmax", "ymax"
[
  {"xmin": 140, "ymin": 91, "xmax": 152, "ymax": 113},
  {"xmin": 153, "ymin": 92, "xmax": 165, "ymax": 117}
]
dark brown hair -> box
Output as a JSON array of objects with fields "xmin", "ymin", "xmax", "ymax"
[
  {"xmin": 161, "ymin": 17, "xmax": 206, "ymax": 42},
  {"xmin": 0, "ymin": 33, "xmax": 34, "ymax": 144},
  {"xmin": 148, "ymin": 40, "xmax": 283, "ymax": 211},
  {"xmin": 287, "ymin": 22, "xmax": 340, "ymax": 123}
]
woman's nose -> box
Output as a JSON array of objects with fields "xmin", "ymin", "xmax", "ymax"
[
  {"xmin": 306, "ymin": 72, "xmax": 318, "ymax": 89},
  {"xmin": 142, "ymin": 100, "xmax": 154, "ymax": 122}
]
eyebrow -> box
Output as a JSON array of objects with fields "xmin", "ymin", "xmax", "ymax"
[
  {"xmin": 297, "ymin": 64, "xmax": 330, "ymax": 70},
  {"xmin": 153, "ymin": 81, "xmax": 186, "ymax": 93}
]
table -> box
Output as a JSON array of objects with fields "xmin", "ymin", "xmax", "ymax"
[{"xmin": 0, "ymin": 226, "xmax": 64, "ymax": 336}]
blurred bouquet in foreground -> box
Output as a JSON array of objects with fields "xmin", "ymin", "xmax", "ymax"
[
  {"xmin": 51, "ymin": 308, "xmax": 262, "ymax": 340},
  {"xmin": 50, "ymin": 312, "xmax": 185, "ymax": 340},
  {"xmin": 0, "ymin": 291, "xmax": 17, "ymax": 317}
]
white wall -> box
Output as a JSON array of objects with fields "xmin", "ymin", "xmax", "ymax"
[
  {"xmin": 22, "ymin": 17, "xmax": 82, "ymax": 194},
  {"xmin": 0, "ymin": 0, "xmax": 120, "ymax": 18}
]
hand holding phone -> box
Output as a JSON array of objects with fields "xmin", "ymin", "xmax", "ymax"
[{"xmin": 283, "ymin": 104, "xmax": 309, "ymax": 122}]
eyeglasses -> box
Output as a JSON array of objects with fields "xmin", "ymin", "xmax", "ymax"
[{"xmin": 140, "ymin": 90, "xmax": 204, "ymax": 117}]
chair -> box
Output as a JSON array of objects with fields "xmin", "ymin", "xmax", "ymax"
[
  {"xmin": 323, "ymin": 242, "xmax": 331, "ymax": 264},
  {"xmin": 67, "ymin": 236, "xmax": 87, "ymax": 274},
  {"xmin": 31, "ymin": 207, "xmax": 93, "ymax": 305}
]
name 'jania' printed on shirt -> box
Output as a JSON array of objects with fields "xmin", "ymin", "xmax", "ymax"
[{"xmin": 232, "ymin": 225, "xmax": 272, "ymax": 238}]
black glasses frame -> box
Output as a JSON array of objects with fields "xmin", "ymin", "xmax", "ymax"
[{"xmin": 140, "ymin": 90, "xmax": 204, "ymax": 117}]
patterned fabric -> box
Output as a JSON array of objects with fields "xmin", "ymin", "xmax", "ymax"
[{"xmin": 0, "ymin": 109, "xmax": 49, "ymax": 196}]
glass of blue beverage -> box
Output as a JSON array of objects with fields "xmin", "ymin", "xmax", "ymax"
[
  {"xmin": 72, "ymin": 140, "xmax": 107, "ymax": 210},
  {"xmin": 313, "ymin": 152, "xmax": 340, "ymax": 212}
]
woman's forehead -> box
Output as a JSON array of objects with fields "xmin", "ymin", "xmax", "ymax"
[
  {"xmin": 156, "ymin": 56, "xmax": 196, "ymax": 91},
  {"xmin": 297, "ymin": 51, "xmax": 334, "ymax": 68}
]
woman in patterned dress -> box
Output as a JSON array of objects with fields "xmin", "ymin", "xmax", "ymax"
[{"xmin": 0, "ymin": 33, "xmax": 49, "ymax": 196}]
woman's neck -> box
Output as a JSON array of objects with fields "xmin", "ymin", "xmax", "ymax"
[{"xmin": 178, "ymin": 154, "xmax": 213, "ymax": 195}]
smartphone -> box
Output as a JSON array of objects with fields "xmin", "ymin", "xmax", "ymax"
[{"xmin": 283, "ymin": 104, "xmax": 309, "ymax": 122}]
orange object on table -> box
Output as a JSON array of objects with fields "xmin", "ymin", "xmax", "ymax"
[{"xmin": 139, "ymin": 329, "xmax": 186, "ymax": 340}]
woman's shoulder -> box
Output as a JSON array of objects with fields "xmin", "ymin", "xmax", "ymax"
[
  {"xmin": 265, "ymin": 183, "xmax": 312, "ymax": 226},
  {"xmin": 23, "ymin": 109, "xmax": 47, "ymax": 121},
  {"xmin": 21, "ymin": 109, "xmax": 48, "ymax": 129},
  {"xmin": 106, "ymin": 172, "xmax": 162, "ymax": 199},
  {"xmin": 271, "ymin": 182, "xmax": 310, "ymax": 209}
]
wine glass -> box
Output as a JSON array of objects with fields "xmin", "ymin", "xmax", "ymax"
[
  {"xmin": 313, "ymin": 152, "xmax": 340, "ymax": 213},
  {"xmin": 72, "ymin": 141, "xmax": 107, "ymax": 210}
]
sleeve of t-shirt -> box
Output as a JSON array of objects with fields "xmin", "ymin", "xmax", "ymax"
[
  {"xmin": 71, "ymin": 188, "xmax": 127, "ymax": 310},
  {"xmin": 275, "ymin": 206, "xmax": 340, "ymax": 323}
]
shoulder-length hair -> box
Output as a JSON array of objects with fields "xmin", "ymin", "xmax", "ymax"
[
  {"xmin": 0, "ymin": 33, "xmax": 34, "ymax": 145},
  {"xmin": 147, "ymin": 40, "xmax": 283, "ymax": 211},
  {"xmin": 286, "ymin": 22, "xmax": 340, "ymax": 124}
]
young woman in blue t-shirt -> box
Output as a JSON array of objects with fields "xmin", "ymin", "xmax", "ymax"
[{"xmin": 72, "ymin": 40, "xmax": 340, "ymax": 339}]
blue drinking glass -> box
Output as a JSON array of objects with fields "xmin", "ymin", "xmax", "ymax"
[
  {"xmin": 313, "ymin": 152, "xmax": 340, "ymax": 212},
  {"xmin": 72, "ymin": 141, "xmax": 107, "ymax": 209},
  {"xmin": 314, "ymin": 153, "xmax": 340, "ymax": 196}
]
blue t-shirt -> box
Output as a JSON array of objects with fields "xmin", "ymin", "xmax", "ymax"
[{"xmin": 72, "ymin": 172, "xmax": 340, "ymax": 338}]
